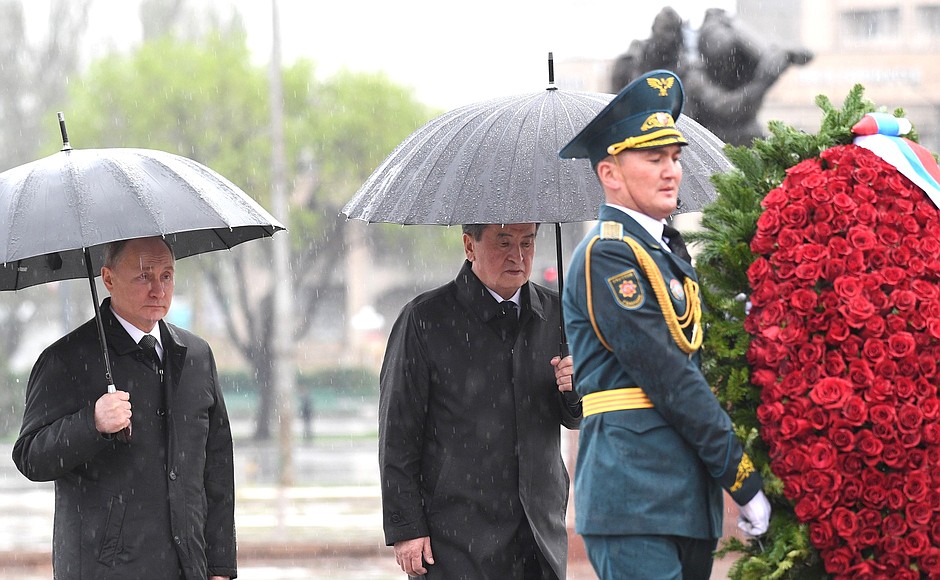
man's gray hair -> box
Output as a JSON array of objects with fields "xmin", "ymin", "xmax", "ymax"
[
  {"xmin": 461, "ymin": 224, "xmax": 540, "ymax": 240},
  {"xmin": 103, "ymin": 237, "xmax": 175, "ymax": 269}
]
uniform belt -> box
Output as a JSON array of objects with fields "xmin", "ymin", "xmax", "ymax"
[{"xmin": 582, "ymin": 387, "xmax": 654, "ymax": 416}]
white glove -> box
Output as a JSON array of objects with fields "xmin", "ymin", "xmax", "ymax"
[{"xmin": 737, "ymin": 490, "xmax": 771, "ymax": 536}]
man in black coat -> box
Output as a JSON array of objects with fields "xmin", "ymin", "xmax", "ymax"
[
  {"xmin": 379, "ymin": 223, "xmax": 582, "ymax": 579},
  {"xmin": 13, "ymin": 237, "xmax": 237, "ymax": 580}
]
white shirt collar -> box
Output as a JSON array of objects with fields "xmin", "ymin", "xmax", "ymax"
[
  {"xmin": 485, "ymin": 286, "xmax": 521, "ymax": 307},
  {"xmin": 605, "ymin": 204, "xmax": 670, "ymax": 251},
  {"xmin": 110, "ymin": 306, "xmax": 164, "ymax": 358}
]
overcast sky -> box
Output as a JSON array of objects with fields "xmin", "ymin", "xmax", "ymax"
[{"xmin": 71, "ymin": 0, "xmax": 734, "ymax": 110}]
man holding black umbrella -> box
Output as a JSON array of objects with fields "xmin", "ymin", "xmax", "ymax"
[
  {"xmin": 379, "ymin": 222, "xmax": 582, "ymax": 579},
  {"xmin": 13, "ymin": 236, "xmax": 236, "ymax": 580},
  {"xmin": 559, "ymin": 70, "xmax": 770, "ymax": 579}
]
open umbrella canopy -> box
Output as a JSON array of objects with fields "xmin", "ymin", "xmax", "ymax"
[
  {"xmin": 0, "ymin": 145, "xmax": 285, "ymax": 290},
  {"xmin": 342, "ymin": 86, "xmax": 730, "ymax": 226},
  {"xmin": 0, "ymin": 113, "xmax": 286, "ymax": 411},
  {"xmin": 343, "ymin": 58, "xmax": 732, "ymax": 356}
]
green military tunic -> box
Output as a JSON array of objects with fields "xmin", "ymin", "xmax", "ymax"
[{"xmin": 563, "ymin": 205, "xmax": 761, "ymax": 539}]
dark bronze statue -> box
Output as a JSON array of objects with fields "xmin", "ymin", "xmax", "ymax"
[{"xmin": 612, "ymin": 7, "xmax": 813, "ymax": 146}]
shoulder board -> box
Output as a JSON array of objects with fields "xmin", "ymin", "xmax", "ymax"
[{"xmin": 600, "ymin": 221, "xmax": 623, "ymax": 240}]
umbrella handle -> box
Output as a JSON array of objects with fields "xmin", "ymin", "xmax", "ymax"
[
  {"xmin": 84, "ymin": 248, "xmax": 114, "ymax": 386},
  {"xmin": 554, "ymin": 223, "xmax": 569, "ymax": 358},
  {"xmin": 84, "ymin": 248, "xmax": 130, "ymax": 442}
]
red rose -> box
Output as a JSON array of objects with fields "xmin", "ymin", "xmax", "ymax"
[
  {"xmin": 778, "ymin": 317, "xmax": 809, "ymax": 345},
  {"xmin": 788, "ymin": 290, "xmax": 818, "ymax": 316},
  {"xmin": 811, "ymin": 221, "xmax": 833, "ymax": 243},
  {"xmin": 894, "ymin": 374, "xmax": 917, "ymax": 399},
  {"xmin": 846, "ymin": 225, "xmax": 877, "ymax": 250},
  {"xmin": 776, "ymin": 446, "xmax": 809, "ymax": 475},
  {"xmin": 756, "ymin": 208, "xmax": 782, "ymax": 234},
  {"xmin": 779, "ymin": 415, "xmax": 813, "ymax": 440},
  {"xmin": 854, "ymin": 202, "xmax": 878, "ymax": 225},
  {"xmin": 921, "ymin": 351, "xmax": 940, "ymax": 378},
  {"xmin": 897, "ymin": 403, "xmax": 924, "ymax": 433},
  {"xmin": 899, "ymin": 430, "xmax": 921, "ymax": 448},
  {"xmin": 810, "ymin": 521, "xmax": 838, "ymax": 549},
  {"xmin": 833, "ymin": 193, "xmax": 859, "ymax": 214},
  {"xmin": 809, "ymin": 377, "xmax": 853, "ymax": 409},
  {"xmin": 862, "ymin": 315, "xmax": 886, "ymax": 338},
  {"xmin": 780, "ymin": 371, "xmax": 809, "ymax": 397},
  {"xmin": 829, "ymin": 425, "xmax": 856, "ymax": 451},
  {"xmin": 839, "ymin": 295, "xmax": 875, "ymax": 328},
  {"xmin": 886, "ymin": 488, "xmax": 906, "ymax": 511},
  {"xmin": 875, "ymin": 224, "xmax": 902, "ymax": 245},
  {"xmin": 890, "ymin": 290, "xmax": 918, "ymax": 312},
  {"xmin": 823, "ymin": 350, "xmax": 847, "ymax": 376},
  {"xmin": 796, "ymin": 339, "xmax": 825, "ymax": 364},
  {"xmin": 825, "ymin": 318, "xmax": 851, "ymax": 345},
  {"xmin": 887, "ymin": 332, "xmax": 916, "ymax": 358},
  {"xmin": 905, "ymin": 502, "xmax": 933, "ymax": 527},
  {"xmin": 750, "ymin": 231, "xmax": 776, "ymax": 254},
  {"xmin": 878, "ymin": 550, "xmax": 911, "ymax": 574},
  {"xmin": 831, "ymin": 506, "xmax": 859, "ymax": 539},
  {"xmin": 924, "ymin": 423, "xmax": 940, "ymax": 445},
  {"xmin": 761, "ymin": 184, "xmax": 790, "ymax": 209},
  {"xmin": 855, "ymin": 430, "xmax": 884, "ymax": 458},
  {"xmin": 823, "ymin": 547, "xmax": 854, "ymax": 575},
  {"xmin": 882, "ymin": 513, "xmax": 908, "ymax": 537},
  {"xmin": 868, "ymin": 404, "xmax": 896, "ymax": 426},
  {"xmin": 853, "ymin": 165, "xmax": 878, "ymax": 185},
  {"xmin": 921, "ymin": 548, "xmax": 940, "ymax": 574},
  {"xmin": 860, "ymin": 338, "xmax": 886, "ymax": 363},
  {"xmin": 807, "ymin": 440, "xmax": 837, "ymax": 469},
  {"xmin": 806, "ymin": 407, "xmax": 830, "ymax": 431},
  {"xmin": 845, "ymin": 249, "xmax": 865, "ymax": 271},
  {"xmin": 900, "ymin": 214, "xmax": 920, "ymax": 234},
  {"xmin": 879, "ymin": 266, "xmax": 907, "ymax": 285},
  {"xmin": 781, "ymin": 203, "xmax": 809, "ymax": 227},
  {"xmin": 833, "ymin": 275, "xmax": 862, "ymax": 299},
  {"xmin": 902, "ymin": 531, "xmax": 930, "ymax": 557},
  {"xmin": 842, "ymin": 476, "xmax": 863, "ymax": 503},
  {"xmin": 903, "ymin": 471, "xmax": 930, "ymax": 502},
  {"xmin": 847, "ymin": 359, "xmax": 875, "ymax": 386},
  {"xmin": 881, "ymin": 442, "xmax": 907, "ymax": 469},
  {"xmin": 794, "ymin": 493, "xmax": 827, "ymax": 522},
  {"xmin": 841, "ymin": 396, "xmax": 868, "ymax": 426}
]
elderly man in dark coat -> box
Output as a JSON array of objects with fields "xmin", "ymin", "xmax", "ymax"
[
  {"xmin": 379, "ymin": 223, "xmax": 582, "ymax": 579},
  {"xmin": 13, "ymin": 236, "xmax": 236, "ymax": 580}
]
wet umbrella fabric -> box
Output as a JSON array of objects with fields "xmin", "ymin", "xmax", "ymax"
[
  {"xmin": 0, "ymin": 142, "xmax": 285, "ymax": 409},
  {"xmin": 342, "ymin": 88, "xmax": 729, "ymax": 226},
  {"xmin": 343, "ymin": 86, "xmax": 730, "ymax": 355},
  {"xmin": 0, "ymin": 146, "xmax": 284, "ymax": 290}
]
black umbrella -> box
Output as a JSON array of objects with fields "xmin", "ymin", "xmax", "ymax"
[
  {"xmin": 343, "ymin": 55, "xmax": 730, "ymax": 351},
  {"xmin": 0, "ymin": 113, "xmax": 285, "ymax": 403}
]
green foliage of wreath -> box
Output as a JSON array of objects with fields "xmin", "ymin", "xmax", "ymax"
[{"xmin": 689, "ymin": 85, "xmax": 917, "ymax": 579}]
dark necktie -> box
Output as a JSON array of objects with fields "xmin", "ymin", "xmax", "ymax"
[
  {"xmin": 139, "ymin": 334, "xmax": 161, "ymax": 367},
  {"xmin": 496, "ymin": 300, "xmax": 519, "ymax": 342},
  {"xmin": 662, "ymin": 224, "xmax": 692, "ymax": 263}
]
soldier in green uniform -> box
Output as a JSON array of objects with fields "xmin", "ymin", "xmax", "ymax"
[{"xmin": 558, "ymin": 70, "xmax": 771, "ymax": 579}]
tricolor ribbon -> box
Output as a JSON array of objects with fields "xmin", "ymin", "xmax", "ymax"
[{"xmin": 852, "ymin": 112, "xmax": 940, "ymax": 209}]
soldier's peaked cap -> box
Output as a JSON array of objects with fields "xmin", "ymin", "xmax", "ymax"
[{"xmin": 559, "ymin": 69, "xmax": 687, "ymax": 166}]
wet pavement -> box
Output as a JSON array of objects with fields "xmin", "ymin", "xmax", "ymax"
[{"xmin": 0, "ymin": 412, "xmax": 736, "ymax": 579}]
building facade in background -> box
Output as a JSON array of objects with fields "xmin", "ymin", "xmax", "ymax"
[{"xmin": 739, "ymin": 0, "xmax": 940, "ymax": 149}]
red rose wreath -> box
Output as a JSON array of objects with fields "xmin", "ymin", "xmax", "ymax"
[{"xmin": 745, "ymin": 112, "xmax": 940, "ymax": 578}]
